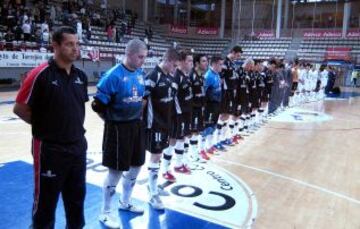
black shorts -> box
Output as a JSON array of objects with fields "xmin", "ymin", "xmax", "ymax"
[
  {"xmin": 204, "ymin": 101, "xmax": 220, "ymax": 128},
  {"xmin": 291, "ymin": 82, "xmax": 298, "ymax": 96},
  {"xmin": 315, "ymin": 80, "xmax": 321, "ymax": 92},
  {"xmin": 222, "ymin": 90, "xmax": 238, "ymax": 115},
  {"xmin": 238, "ymin": 90, "xmax": 250, "ymax": 114},
  {"xmin": 266, "ymin": 84, "xmax": 272, "ymax": 97},
  {"xmin": 249, "ymin": 90, "xmax": 260, "ymax": 109},
  {"xmin": 102, "ymin": 121, "xmax": 146, "ymax": 171},
  {"xmin": 146, "ymin": 130, "xmax": 169, "ymax": 154},
  {"xmin": 170, "ymin": 112, "xmax": 192, "ymax": 139},
  {"xmin": 191, "ymin": 107, "xmax": 204, "ymax": 132},
  {"xmin": 258, "ymin": 87, "xmax": 267, "ymax": 103}
]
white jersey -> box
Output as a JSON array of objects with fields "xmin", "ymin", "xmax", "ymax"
[
  {"xmin": 297, "ymin": 69, "xmax": 306, "ymax": 92},
  {"xmin": 320, "ymin": 70, "xmax": 328, "ymax": 88},
  {"xmin": 309, "ymin": 70, "xmax": 318, "ymax": 91}
]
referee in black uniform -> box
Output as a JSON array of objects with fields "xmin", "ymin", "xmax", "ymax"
[{"xmin": 14, "ymin": 26, "xmax": 89, "ymax": 229}]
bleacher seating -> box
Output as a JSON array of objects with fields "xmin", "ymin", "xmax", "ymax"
[
  {"xmin": 298, "ymin": 38, "xmax": 360, "ymax": 62},
  {"xmin": 238, "ymin": 37, "xmax": 292, "ymax": 60}
]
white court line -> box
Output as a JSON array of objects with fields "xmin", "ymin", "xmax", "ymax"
[{"xmin": 215, "ymin": 158, "xmax": 360, "ymax": 205}]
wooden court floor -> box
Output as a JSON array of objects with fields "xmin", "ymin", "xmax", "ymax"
[{"xmin": 1, "ymin": 86, "xmax": 360, "ymax": 229}]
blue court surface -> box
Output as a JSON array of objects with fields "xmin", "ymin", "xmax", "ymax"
[
  {"xmin": 326, "ymin": 91, "xmax": 360, "ymax": 99},
  {"xmin": 0, "ymin": 161, "xmax": 228, "ymax": 229}
]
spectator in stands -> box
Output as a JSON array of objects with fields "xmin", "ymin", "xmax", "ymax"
[
  {"xmin": 41, "ymin": 20, "xmax": 49, "ymax": 33},
  {"xmin": 32, "ymin": 5, "xmax": 40, "ymax": 22},
  {"xmin": 21, "ymin": 10, "xmax": 29, "ymax": 24},
  {"xmin": 76, "ymin": 19, "xmax": 83, "ymax": 42},
  {"xmin": 145, "ymin": 25, "xmax": 153, "ymax": 41},
  {"xmin": 39, "ymin": 44, "xmax": 47, "ymax": 52},
  {"xmin": 130, "ymin": 12, "xmax": 137, "ymax": 28},
  {"xmin": 100, "ymin": 0, "xmax": 107, "ymax": 10},
  {"xmin": 4, "ymin": 28, "xmax": 14, "ymax": 50},
  {"xmin": 325, "ymin": 66, "xmax": 336, "ymax": 95},
  {"xmin": 50, "ymin": 5, "xmax": 56, "ymax": 22},
  {"xmin": 19, "ymin": 42, "xmax": 26, "ymax": 51},
  {"xmin": 80, "ymin": 6, "xmax": 86, "ymax": 16},
  {"xmin": 120, "ymin": 22, "xmax": 126, "ymax": 39},
  {"xmin": 41, "ymin": 28, "xmax": 50, "ymax": 45},
  {"xmin": 106, "ymin": 23, "xmax": 113, "ymax": 42},
  {"xmin": 34, "ymin": 27, "xmax": 42, "ymax": 43},
  {"xmin": 351, "ymin": 70, "xmax": 359, "ymax": 87},
  {"xmin": 22, "ymin": 19, "xmax": 31, "ymax": 41},
  {"xmin": 83, "ymin": 17, "xmax": 92, "ymax": 42},
  {"xmin": 14, "ymin": 23, "xmax": 23, "ymax": 41},
  {"xmin": 6, "ymin": 5, "xmax": 17, "ymax": 29},
  {"xmin": 112, "ymin": 25, "xmax": 116, "ymax": 43},
  {"xmin": 126, "ymin": 22, "xmax": 132, "ymax": 35},
  {"xmin": 144, "ymin": 37, "xmax": 150, "ymax": 51}
]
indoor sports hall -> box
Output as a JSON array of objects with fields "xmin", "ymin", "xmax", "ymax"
[{"xmin": 0, "ymin": 0, "xmax": 359, "ymax": 228}]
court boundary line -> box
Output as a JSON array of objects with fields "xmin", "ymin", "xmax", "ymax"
[
  {"xmin": 214, "ymin": 158, "xmax": 360, "ymax": 205},
  {"xmin": 265, "ymin": 126, "xmax": 360, "ymax": 132}
]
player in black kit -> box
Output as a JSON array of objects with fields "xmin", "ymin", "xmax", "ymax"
[
  {"xmin": 144, "ymin": 48, "xmax": 180, "ymax": 210},
  {"xmin": 217, "ymin": 46, "xmax": 243, "ymax": 148},
  {"xmin": 189, "ymin": 54, "xmax": 209, "ymax": 161},
  {"xmin": 162, "ymin": 50, "xmax": 194, "ymax": 177}
]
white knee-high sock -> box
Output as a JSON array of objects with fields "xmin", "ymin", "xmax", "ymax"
[
  {"xmin": 148, "ymin": 162, "xmax": 160, "ymax": 196},
  {"xmin": 102, "ymin": 169, "xmax": 122, "ymax": 213},
  {"xmin": 175, "ymin": 140, "xmax": 185, "ymax": 167},
  {"xmin": 161, "ymin": 145, "xmax": 174, "ymax": 173},
  {"xmin": 121, "ymin": 166, "xmax": 141, "ymax": 205}
]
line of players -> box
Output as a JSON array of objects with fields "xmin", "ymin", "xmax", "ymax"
[
  {"xmin": 290, "ymin": 61, "xmax": 330, "ymax": 107},
  {"xmin": 92, "ymin": 39, "xmax": 329, "ymax": 228}
]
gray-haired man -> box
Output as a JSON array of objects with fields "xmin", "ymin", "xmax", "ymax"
[{"xmin": 92, "ymin": 38, "xmax": 148, "ymax": 228}]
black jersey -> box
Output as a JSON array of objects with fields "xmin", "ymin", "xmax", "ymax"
[
  {"xmin": 248, "ymin": 70, "xmax": 257, "ymax": 91},
  {"xmin": 255, "ymin": 71, "xmax": 266, "ymax": 89},
  {"xmin": 190, "ymin": 68, "xmax": 205, "ymax": 108},
  {"xmin": 265, "ymin": 69, "xmax": 275, "ymax": 88},
  {"xmin": 238, "ymin": 68, "xmax": 250, "ymax": 94},
  {"xmin": 221, "ymin": 57, "xmax": 239, "ymax": 90},
  {"xmin": 174, "ymin": 69, "xmax": 193, "ymax": 113},
  {"xmin": 145, "ymin": 65, "xmax": 180, "ymax": 132}
]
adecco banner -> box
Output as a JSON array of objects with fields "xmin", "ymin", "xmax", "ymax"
[
  {"xmin": 170, "ymin": 25, "xmax": 188, "ymax": 34},
  {"xmin": 325, "ymin": 47, "xmax": 351, "ymax": 61},
  {"xmin": 196, "ymin": 27, "xmax": 218, "ymax": 35},
  {"xmin": 303, "ymin": 30, "xmax": 342, "ymax": 38},
  {"xmin": 80, "ymin": 47, "xmax": 100, "ymax": 61},
  {"xmin": 304, "ymin": 30, "xmax": 360, "ymax": 38},
  {"xmin": 347, "ymin": 30, "xmax": 360, "ymax": 37},
  {"xmin": 0, "ymin": 51, "xmax": 53, "ymax": 68},
  {"xmin": 256, "ymin": 31, "xmax": 275, "ymax": 38}
]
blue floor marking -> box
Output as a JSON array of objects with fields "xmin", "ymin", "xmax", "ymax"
[
  {"xmin": 326, "ymin": 91, "xmax": 360, "ymax": 98},
  {"xmin": 0, "ymin": 161, "xmax": 227, "ymax": 229}
]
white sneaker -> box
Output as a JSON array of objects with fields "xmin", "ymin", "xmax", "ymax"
[
  {"xmin": 157, "ymin": 186, "xmax": 170, "ymax": 196},
  {"xmin": 99, "ymin": 212, "xmax": 120, "ymax": 229},
  {"xmin": 119, "ymin": 201, "xmax": 144, "ymax": 214},
  {"xmin": 149, "ymin": 194, "xmax": 165, "ymax": 210}
]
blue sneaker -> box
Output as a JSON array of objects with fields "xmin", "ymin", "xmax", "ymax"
[
  {"xmin": 215, "ymin": 143, "xmax": 226, "ymax": 151},
  {"xmin": 223, "ymin": 139, "xmax": 235, "ymax": 146}
]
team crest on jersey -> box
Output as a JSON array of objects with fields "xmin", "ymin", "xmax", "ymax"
[
  {"xmin": 122, "ymin": 86, "xmax": 143, "ymax": 103},
  {"xmin": 137, "ymin": 75, "xmax": 144, "ymax": 85}
]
